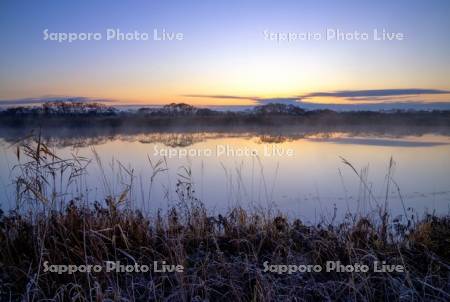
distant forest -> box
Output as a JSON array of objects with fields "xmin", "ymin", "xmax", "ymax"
[{"xmin": 1, "ymin": 101, "xmax": 449, "ymax": 128}]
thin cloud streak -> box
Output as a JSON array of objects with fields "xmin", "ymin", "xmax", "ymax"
[
  {"xmin": 183, "ymin": 94, "xmax": 299, "ymax": 104},
  {"xmin": 182, "ymin": 94, "xmax": 258, "ymax": 100},
  {"xmin": 300, "ymin": 89, "xmax": 450, "ymax": 100},
  {"xmin": 183, "ymin": 88, "xmax": 450, "ymax": 104},
  {"xmin": 0, "ymin": 96, "xmax": 118, "ymax": 106}
]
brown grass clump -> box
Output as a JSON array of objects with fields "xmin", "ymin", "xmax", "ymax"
[
  {"xmin": 409, "ymin": 216, "xmax": 450, "ymax": 260},
  {"xmin": 1, "ymin": 204, "xmax": 449, "ymax": 301}
]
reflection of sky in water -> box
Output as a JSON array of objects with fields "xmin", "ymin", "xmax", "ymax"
[
  {"xmin": 307, "ymin": 137, "xmax": 449, "ymax": 147},
  {"xmin": 1, "ymin": 131, "xmax": 449, "ymax": 223}
]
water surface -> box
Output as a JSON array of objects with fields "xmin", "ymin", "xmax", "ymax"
[{"xmin": 1, "ymin": 127, "xmax": 449, "ymax": 223}]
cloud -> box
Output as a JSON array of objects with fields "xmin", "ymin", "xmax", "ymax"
[
  {"xmin": 182, "ymin": 94, "xmax": 300, "ymax": 105},
  {"xmin": 183, "ymin": 88, "xmax": 450, "ymax": 105},
  {"xmin": 182, "ymin": 91, "xmax": 450, "ymax": 111},
  {"xmin": 255, "ymin": 98, "xmax": 300, "ymax": 106},
  {"xmin": 0, "ymin": 96, "xmax": 118, "ymax": 106},
  {"xmin": 300, "ymin": 89, "xmax": 450, "ymax": 100},
  {"xmin": 182, "ymin": 94, "xmax": 258, "ymax": 100},
  {"xmin": 296, "ymin": 101, "xmax": 450, "ymax": 111}
]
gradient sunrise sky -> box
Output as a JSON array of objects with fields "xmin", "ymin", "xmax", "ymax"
[{"xmin": 1, "ymin": 0, "xmax": 450, "ymax": 106}]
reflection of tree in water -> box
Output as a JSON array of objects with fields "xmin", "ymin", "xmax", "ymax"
[
  {"xmin": 4, "ymin": 132, "xmax": 247, "ymax": 148},
  {"xmin": 44, "ymin": 133, "xmax": 207, "ymax": 148},
  {"xmin": 139, "ymin": 133, "xmax": 200, "ymax": 147},
  {"xmin": 0, "ymin": 125, "xmax": 449, "ymax": 148},
  {"xmin": 137, "ymin": 132, "xmax": 260, "ymax": 147},
  {"xmin": 257, "ymin": 135, "xmax": 295, "ymax": 144}
]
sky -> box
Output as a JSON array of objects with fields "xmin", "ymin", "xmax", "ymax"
[{"xmin": 1, "ymin": 0, "xmax": 450, "ymax": 107}]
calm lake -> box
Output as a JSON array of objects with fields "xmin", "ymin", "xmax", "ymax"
[{"xmin": 1, "ymin": 127, "xmax": 449, "ymax": 223}]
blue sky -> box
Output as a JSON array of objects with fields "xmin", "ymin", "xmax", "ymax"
[{"xmin": 1, "ymin": 0, "xmax": 450, "ymax": 106}]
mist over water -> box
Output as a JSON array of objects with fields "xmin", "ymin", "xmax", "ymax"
[{"xmin": 1, "ymin": 126, "xmax": 449, "ymax": 223}]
